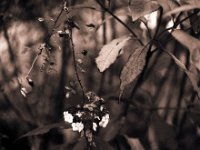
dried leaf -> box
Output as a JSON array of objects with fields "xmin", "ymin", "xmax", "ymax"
[
  {"xmin": 96, "ymin": 36, "xmax": 131, "ymax": 72},
  {"xmin": 171, "ymin": 29, "xmax": 200, "ymax": 70},
  {"xmin": 129, "ymin": 0, "xmax": 160, "ymax": 21},
  {"xmin": 120, "ymin": 47, "xmax": 148, "ymax": 96}
]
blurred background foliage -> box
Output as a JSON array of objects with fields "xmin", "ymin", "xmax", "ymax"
[{"xmin": 0, "ymin": 0, "xmax": 200, "ymax": 149}]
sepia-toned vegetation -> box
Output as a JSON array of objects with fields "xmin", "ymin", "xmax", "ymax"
[{"xmin": 0, "ymin": 0, "xmax": 200, "ymax": 149}]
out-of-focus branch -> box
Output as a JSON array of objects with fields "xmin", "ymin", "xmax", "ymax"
[
  {"xmin": 157, "ymin": 40, "xmax": 200, "ymax": 101},
  {"xmin": 69, "ymin": 29, "xmax": 86, "ymax": 102},
  {"xmin": 25, "ymin": 4, "xmax": 65, "ymax": 78},
  {"xmin": 95, "ymin": 0, "xmax": 144, "ymax": 46}
]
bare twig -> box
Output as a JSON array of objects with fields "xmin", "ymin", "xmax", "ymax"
[
  {"xmin": 69, "ymin": 29, "xmax": 86, "ymax": 102},
  {"xmin": 25, "ymin": 4, "xmax": 65, "ymax": 78}
]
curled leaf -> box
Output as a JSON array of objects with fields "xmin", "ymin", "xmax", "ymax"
[{"xmin": 96, "ymin": 36, "xmax": 131, "ymax": 72}]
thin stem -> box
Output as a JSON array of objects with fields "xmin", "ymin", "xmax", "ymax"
[
  {"xmin": 25, "ymin": 4, "xmax": 64, "ymax": 78},
  {"xmin": 95, "ymin": 0, "xmax": 144, "ymax": 46},
  {"xmin": 69, "ymin": 30, "xmax": 86, "ymax": 102}
]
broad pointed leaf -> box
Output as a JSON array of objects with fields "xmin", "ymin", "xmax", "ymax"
[
  {"xmin": 17, "ymin": 122, "xmax": 69, "ymax": 140},
  {"xmin": 120, "ymin": 47, "xmax": 148, "ymax": 95},
  {"xmin": 96, "ymin": 36, "xmax": 131, "ymax": 72}
]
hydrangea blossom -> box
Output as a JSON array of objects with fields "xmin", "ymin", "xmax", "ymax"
[
  {"xmin": 99, "ymin": 114, "xmax": 109, "ymax": 128},
  {"xmin": 63, "ymin": 111, "xmax": 73, "ymax": 123},
  {"xmin": 72, "ymin": 122, "xmax": 84, "ymax": 132}
]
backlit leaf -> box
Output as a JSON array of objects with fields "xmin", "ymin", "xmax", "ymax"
[
  {"xmin": 96, "ymin": 36, "xmax": 131, "ymax": 72},
  {"xmin": 129, "ymin": 0, "xmax": 160, "ymax": 21},
  {"xmin": 120, "ymin": 46, "xmax": 148, "ymax": 96}
]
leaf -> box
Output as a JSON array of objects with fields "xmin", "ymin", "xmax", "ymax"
[
  {"xmin": 17, "ymin": 122, "xmax": 69, "ymax": 140},
  {"xmin": 96, "ymin": 36, "xmax": 131, "ymax": 72},
  {"xmin": 171, "ymin": 29, "xmax": 200, "ymax": 70},
  {"xmin": 129, "ymin": 0, "xmax": 160, "ymax": 21},
  {"xmin": 148, "ymin": 113, "xmax": 177, "ymax": 150},
  {"xmin": 120, "ymin": 46, "xmax": 147, "ymax": 96},
  {"xmin": 157, "ymin": 0, "xmax": 179, "ymax": 12}
]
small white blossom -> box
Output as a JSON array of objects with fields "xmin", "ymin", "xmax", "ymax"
[
  {"xmin": 65, "ymin": 92, "xmax": 70, "ymax": 98},
  {"xmin": 99, "ymin": 114, "xmax": 109, "ymax": 128},
  {"xmin": 75, "ymin": 111, "xmax": 83, "ymax": 117},
  {"xmin": 93, "ymin": 122, "xmax": 97, "ymax": 131},
  {"xmin": 63, "ymin": 111, "xmax": 73, "ymax": 123},
  {"xmin": 72, "ymin": 122, "xmax": 84, "ymax": 132}
]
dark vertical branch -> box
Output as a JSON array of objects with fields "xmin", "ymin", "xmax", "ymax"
[
  {"xmin": 55, "ymin": 34, "xmax": 70, "ymax": 120},
  {"xmin": 69, "ymin": 29, "xmax": 86, "ymax": 102},
  {"xmin": 98, "ymin": 0, "xmax": 107, "ymax": 96}
]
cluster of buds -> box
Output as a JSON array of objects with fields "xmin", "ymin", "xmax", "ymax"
[{"xmin": 63, "ymin": 92, "xmax": 109, "ymax": 146}]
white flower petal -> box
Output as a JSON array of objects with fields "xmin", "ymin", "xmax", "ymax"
[
  {"xmin": 72, "ymin": 122, "xmax": 84, "ymax": 132},
  {"xmin": 75, "ymin": 111, "xmax": 83, "ymax": 117},
  {"xmin": 99, "ymin": 114, "xmax": 109, "ymax": 128},
  {"xmin": 63, "ymin": 111, "xmax": 74, "ymax": 123}
]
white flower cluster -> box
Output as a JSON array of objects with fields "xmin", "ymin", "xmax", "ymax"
[
  {"xmin": 63, "ymin": 111, "xmax": 84, "ymax": 132},
  {"xmin": 63, "ymin": 110, "xmax": 110, "ymax": 132}
]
